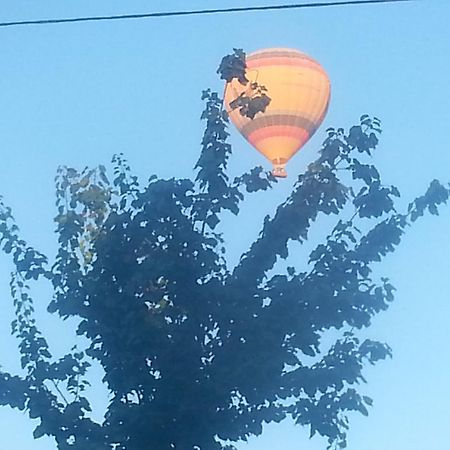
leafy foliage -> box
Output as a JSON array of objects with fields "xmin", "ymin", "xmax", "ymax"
[
  {"xmin": 218, "ymin": 49, "xmax": 272, "ymax": 119},
  {"xmin": 228, "ymin": 83, "xmax": 271, "ymax": 119},
  {"xmin": 0, "ymin": 70, "xmax": 449, "ymax": 450}
]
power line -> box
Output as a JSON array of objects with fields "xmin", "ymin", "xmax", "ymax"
[{"xmin": 0, "ymin": 0, "xmax": 417, "ymax": 28}]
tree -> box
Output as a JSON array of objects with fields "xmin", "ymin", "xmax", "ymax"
[{"xmin": 0, "ymin": 52, "xmax": 449, "ymax": 450}]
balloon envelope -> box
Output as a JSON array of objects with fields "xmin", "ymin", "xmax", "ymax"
[{"xmin": 224, "ymin": 48, "xmax": 331, "ymax": 178}]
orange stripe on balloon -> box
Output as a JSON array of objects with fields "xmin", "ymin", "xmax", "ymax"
[
  {"xmin": 249, "ymin": 49, "xmax": 311, "ymax": 61},
  {"xmin": 247, "ymin": 125, "xmax": 310, "ymax": 146},
  {"xmin": 247, "ymin": 56, "xmax": 325, "ymax": 74},
  {"xmin": 241, "ymin": 114, "xmax": 316, "ymax": 138}
]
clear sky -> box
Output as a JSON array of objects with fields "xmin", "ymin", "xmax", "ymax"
[{"xmin": 0, "ymin": 1, "xmax": 449, "ymax": 449}]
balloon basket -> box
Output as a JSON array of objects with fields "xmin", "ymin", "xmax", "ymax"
[{"xmin": 272, "ymin": 164, "xmax": 287, "ymax": 178}]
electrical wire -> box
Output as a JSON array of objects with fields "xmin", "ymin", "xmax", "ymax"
[{"xmin": 0, "ymin": 0, "xmax": 417, "ymax": 28}]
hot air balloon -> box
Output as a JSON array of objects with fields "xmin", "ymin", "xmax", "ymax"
[{"xmin": 224, "ymin": 48, "xmax": 331, "ymax": 178}]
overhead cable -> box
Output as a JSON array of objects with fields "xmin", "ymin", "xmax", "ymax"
[{"xmin": 0, "ymin": 0, "xmax": 417, "ymax": 28}]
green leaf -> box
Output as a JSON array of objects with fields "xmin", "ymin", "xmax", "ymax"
[{"xmin": 33, "ymin": 424, "xmax": 46, "ymax": 439}]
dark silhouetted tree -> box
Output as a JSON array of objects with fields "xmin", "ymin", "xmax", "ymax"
[{"xmin": 0, "ymin": 53, "xmax": 449, "ymax": 450}]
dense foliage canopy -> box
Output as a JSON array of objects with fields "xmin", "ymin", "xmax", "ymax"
[{"xmin": 0, "ymin": 54, "xmax": 449, "ymax": 450}]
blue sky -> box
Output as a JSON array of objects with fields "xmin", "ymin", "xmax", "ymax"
[{"xmin": 0, "ymin": 1, "xmax": 449, "ymax": 448}]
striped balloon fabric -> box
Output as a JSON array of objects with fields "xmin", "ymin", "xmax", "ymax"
[{"xmin": 224, "ymin": 48, "xmax": 331, "ymax": 178}]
